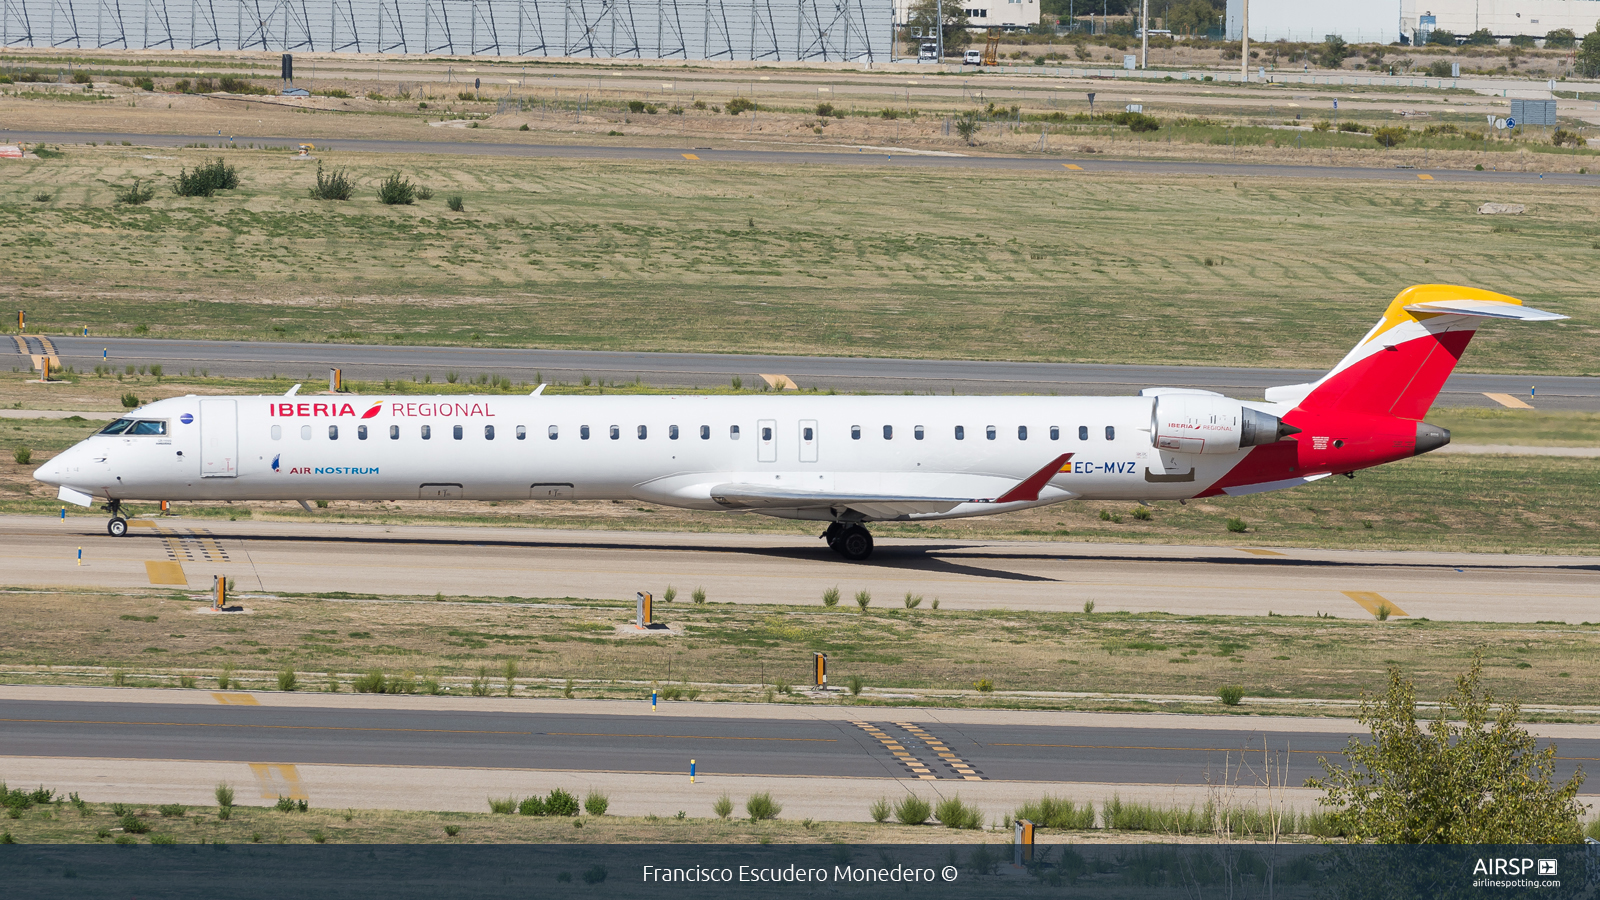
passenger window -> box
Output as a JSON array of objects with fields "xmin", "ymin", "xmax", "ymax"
[
  {"xmin": 1078, "ymin": 426, "xmax": 1089, "ymax": 441},
  {"xmin": 453, "ymin": 425, "xmax": 463, "ymax": 440},
  {"xmin": 516, "ymin": 425, "xmax": 526, "ymax": 440},
  {"xmin": 357, "ymin": 425, "xmax": 367, "ymax": 441},
  {"xmin": 548, "ymin": 425, "xmax": 558, "ymax": 440},
  {"xmin": 581, "ymin": 425, "xmax": 591, "ymax": 440},
  {"xmin": 914, "ymin": 426, "xmax": 925, "ymax": 441},
  {"xmin": 1105, "ymin": 426, "xmax": 1116, "ymax": 441},
  {"xmin": 700, "ymin": 425, "xmax": 710, "ymax": 440},
  {"xmin": 1018, "ymin": 426, "xmax": 1027, "ymax": 441},
  {"xmin": 851, "ymin": 425, "xmax": 861, "ymax": 440},
  {"xmin": 99, "ymin": 419, "xmax": 134, "ymax": 435},
  {"xmin": 1050, "ymin": 426, "xmax": 1060, "ymax": 441},
  {"xmin": 730, "ymin": 425, "xmax": 741, "ymax": 440},
  {"xmin": 669, "ymin": 425, "xmax": 679, "ymax": 440},
  {"xmin": 271, "ymin": 425, "xmax": 281, "ymax": 440},
  {"xmin": 485, "ymin": 425, "xmax": 495, "ymax": 440},
  {"xmin": 421, "ymin": 425, "xmax": 432, "ymax": 440},
  {"xmin": 638, "ymin": 425, "xmax": 648, "ymax": 440},
  {"xmin": 301, "ymin": 425, "xmax": 312, "ymax": 440},
  {"xmin": 955, "ymin": 425, "xmax": 965, "ymax": 440},
  {"xmin": 803, "ymin": 427, "xmax": 814, "ymax": 441},
  {"xmin": 883, "ymin": 425, "xmax": 893, "ymax": 440},
  {"xmin": 610, "ymin": 425, "xmax": 620, "ymax": 440},
  {"xmin": 986, "ymin": 426, "xmax": 996, "ymax": 441},
  {"xmin": 761, "ymin": 426, "xmax": 772, "ymax": 441},
  {"xmin": 390, "ymin": 425, "xmax": 399, "ymax": 440},
  {"xmin": 329, "ymin": 425, "xmax": 339, "ymax": 440}
]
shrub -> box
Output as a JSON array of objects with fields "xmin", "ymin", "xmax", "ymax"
[
  {"xmin": 1375, "ymin": 603, "xmax": 1392, "ymax": 622},
  {"xmin": 1311, "ymin": 120, "xmax": 1332, "ymax": 132},
  {"xmin": 120, "ymin": 814, "xmax": 149, "ymax": 834},
  {"xmin": 1102, "ymin": 795, "xmax": 1205, "ymax": 833},
  {"xmin": 868, "ymin": 797, "xmax": 891, "ymax": 822},
  {"xmin": 725, "ymin": 96, "xmax": 756, "ymax": 115},
  {"xmin": 628, "ymin": 100, "xmax": 647, "ymax": 112},
  {"xmin": 13, "ymin": 447, "xmax": 30, "ymax": 465},
  {"xmin": 517, "ymin": 795, "xmax": 545, "ymax": 816},
  {"xmin": 815, "ymin": 102, "xmax": 835, "ymax": 117},
  {"xmin": 893, "ymin": 795, "xmax": 931, "ymax": 825},
  {"xmin": 1372, "ymin": 126, "xmax": 1409, "ymax": 148},
  {"xmin": 377, "ymin": 173, "xmax": 416, "ymax": 205},
  {"xmin": 1226, "ymin": 517, "xmax": 1248, "ymax": 533},
  {"xmin": 308, "ymin": 164, "xmax": 353, "ymax": 201},
  {"xmin": 847, "ymin": 674, "xmax": 864, "ymax": 696},
  {"xmin": 855, "ymin": 590, "xmax": 871, "ymax": 612},
  {"xmin": 214, "ymin": 783, "xmax": 233, "ymax": 809},
  {"xmin": 745, "ymin": 792, "xmax": 781, "ymax": 820},
  {"xmin": 713, "ymin": 794, "xmax": 733, "ymax": 819},
  {"xmin": 1112, "ymin": 111, "xmax": 1160, "ymax": 132},
  {"xmin": 156, "ymin": 803, "xmax": 185, "ymax": 818},
  {"xmin": 1016, "ymin": 796, "xmax": 1096, "ymax": 830},
  {"xmin": 149, "ymin": 833, "xmax": 177, "ymax": 844},
  {"xmin": 1337, "ymin": 121, "xmax": 1367, "ymax": 133},
  {"xmin": 903, "ymin": 592, "xmax": 922, "ymax": 609},
  {"xmin": 544, "ymin": 788, "xmax": 580, "ymax": 817},
  {"xmin": 273, "ymin": 796, "xmax": 296, "ymax": 812},
  {"xmin": 1545, "ymin": 28, "xmax": 1577, "ymax": 49},
  {"xmin": 172, "ymin": 158, "xmax": 238, "ymax": 197},
  {"xmin": 879, "ymin": 108, "xmax": 900, "ymax": 120},
  {"xmin": 584, "ymin": 792, "xmax": 609, "ymax": 816},
  {"xmin": 277, "ymin": 667, "xmax": 297, "ymax": 692},
  {"xmin": 974, "ymin": 678, "xmax": 994, "ymax": 692},
  {"xmin": 1552, "ymin": 128, "xmax": 1584, "ymax": 147},
  {"xmin": 446, "ymin": 195, "xmax": 464, "ymax": 212},
  {"xmin": 444, "ymin": 824, "xmax": 460, "ymax": 836},
  {"xmin": 415, "ymin": 185, "xmax": 434, "ymax": 200},
  {"xmin": 692, "ymin": 586, "xmax": 706, "ymax": 604},
  {"xmin": 774, "ymin": 677, "xmax": 791, "ymax": 695},
  {"xmin": 488, "ymin": 797, "xmax": 517, "ymax": 814},
  {"xmin": 519, "ymin": 123, "xmax": 530, "ymax": 130},
  {"xmin": 470, "ymin": 666, "xmax": 490, "ymax": 696},
  {"xmin": 934, "ymin": 796, "xmax": 982, "ymax": 830},
  {"xmin": 1083, "ymin": 599, "xmax": 1095, "ymax": 614},
  {"xmin": 218, "ymin": 77, "xmax": 269, "ymax": 95},
  {"xmin": 955, "ymin": 112, "xmax": 980, "ymax": 144},
  {"xmin": 503, "ymin": 659, "xmax": 518, "ymax": 697},
  {"xmin": 821, "ymin": 586, "xmax": 839, "ymax": 607},
  {"xmin": 318, "ymin": 88, "xmax": 351, "ymax": 99},
  {"xmin": 1132, "ymin": 506, "xmax": 1153, "ymax": 521},
  {"xmin": 1218, "ymin": 684, "xmax": 1245, "ymax": 706},
  {"xmin": 353, "ymin": 670, "xmax": 386, "ymax": 693},
  {"xmin": 115, "ymin": 180, "xmax": 156, "ymax": 205}
]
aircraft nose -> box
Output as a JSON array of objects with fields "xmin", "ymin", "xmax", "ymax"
[{"xmin": 33, "ymin": 455, "xmax": 64, "ymax": 485}]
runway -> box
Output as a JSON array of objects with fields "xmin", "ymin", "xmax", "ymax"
[
  {"xmin": 2, "ymin": 687, "xmax": 1593, "ymax": 821},
  {"xmin": 5, "ymin": 517, "xmax": 1595, "ymax": 622},
  {"xmin": 28, "ymin": 336, "xmax": 1600, "ymax": 409},
  {"xmin": 7, "ymin": 129, "xmax": 1597, "ymax": 185}
]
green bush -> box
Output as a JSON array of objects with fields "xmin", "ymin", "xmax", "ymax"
[
  {"xmin": 1226, "ymin": 517, "xmax": 1248, "ymax": 533},
  {"xmin": 156, "ymin": 803, "xmax": 185, "ymax": 818},
  {"xmin": 692, "ymin": 586, "xmax": 706, "ymax": 604},
  {"xmin": 868, "ymin": 797, "xmax": 890, "ymax": 823},
  {"xmin": 847, "ymin": 674, "xmax": 864, "ymax": 696},
  {"xmin": 821, "ymin": 586, "xmax": 839, "ymax": 607},
  {"xmin": 415, "ymin": 185, "xmax": 434, "ymax": 200},
  {"xmin": 214, "ymin": 783, "xmax": 233, "ymax": 809},
  {"xmin": 583, "ymin": 792, "xmax": 609, "ymax": 816},
  {"xmin": 893, "ymin": 795, "xmax": 931, "ymax": 825},
  {"xmin": 517, "ymin": 795, "xmax": 545, "ymax": 816},
  {"xmin": 12, "ymin": 447, "xmax": 30, "ymax": 465},
  {"xmin": 172, "ymin": 158, "xmax": 238, "ymax": 197},
  {"xmin": 488, "ymin": 797, "xmax": 517, "ymax": 814},
  {"xmin": 1372, "ymin": 126, "xmax": 1409, "ymax": 148},
  {"xmin": 115, "ymin": 180, "xmax": 156, "ymax": 205},
  {"xmin": 377, "ymin": 173, "xmax": 416, "ymax": 205},
  {"xmin": 353, "ymin": 670, "xmax": 386, "ymax": 693},
  {"xmin": 1545, "ymin": 28, "xmax": 1577, "ymax": 49},
  {"xmin": 446, "ymin": 195, "xmax": 464, "ymax": 212},
  {"xmin": 120, "ymin": 814, "xmax": 150, "ymax": 834},
  {"xmin": 974, "ymin": 678, "xmax": 994, "ymax": 692},
  {"xmin": 545, "ymin": 788, "xmax": 580, "ymax": 817},
  {"xmin": 713, "ymin": 794, "xmax": 733, "ymax": 819},
  {"xmin": 745, "ymin": 792, "xmax": 782, "ymax": 821},
  {"xmin": 1337, "ymin": 121, "xmax": 1367, "ymax": 134},
  {"xmin": 1218, "ymin": 684, "xmax": 1245, "ymax": 706},
  {"xmin": 725, "ymin": 97, "xmax": 756, "ymax": 115},
  {"xmin": 815, "ymin": 102, "xmax": 835, "ymax": 117},
  {"xmin": 879, "ymin": 108, "xmax": 900, "ymax": 120},
  {"xmin": 149, "ymin": 833, "xmax": 177, "ymax": 844},
  {"xmin": 903, "ymin": 592, "xmax": 922, "ymax": 609},
  {"xmin": 854, "ymin": 590, "xmax": 871, "ymax": 612},
  {"xmin": 308, "ymin": 163, "xmax": 353, "ymax": 201},
  {"xmin": 628, "ymin": 100, "xmax": 647, "ymax": 112},
  {"xmin": 934, "ymin": 796, "xmax": 982, "ymax": 829},
  {"xmin": 1016, "ymin": 796, "xmax": 1096, "ymax": 830},
  {"xmin": 119, "ymin": 392, "xmax": 141, "ymax": 408},
  {"xmin": 1111, "ymin": 111, "xmax": 1161, "ymax": 132},
  {"xmin": 277, "ymin": 667, "xmax": 298, "ymax": 692},
  {"xmin": 218, "ymin": 76, "xmax": 269, "ymax": 95}
]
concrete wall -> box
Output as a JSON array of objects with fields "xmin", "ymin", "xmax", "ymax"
[{"xmin": 1226, "ymin": 0, "xmax": 1401, "ymax": 43}]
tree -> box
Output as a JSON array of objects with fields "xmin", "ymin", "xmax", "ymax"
[
  {"xmin": 1318, "ymin": 35, "xmax": 1350, "ymax": 69},
  {"xmin": 1464, "ymin": 28, "xmax": 1495, "ymax": 45},
  {"xmin": 1544, "ymin": 28, "xmax": 1577, "ymax": 49},
  {"xmin": 1579, "ymin": 22, "xmax": 1600, "ymax": 78},
  {"xmin": 903, "ymin": 0, "xmax": 972, "ymax": 54},
  {"xmin": 954, "ymin": 111, "xmax": 980, "ymax": 145},
  {"xmin": 1163, "ymin": 0, "xmax": 1218, "ymax": 36},
  {"xmin": 1307, "ymin": 654, "xmax": 1585, "ymax": 843},
  {"xmin": 1426, "ymin": 29, "xmax": 1456, "ymax": 46}
]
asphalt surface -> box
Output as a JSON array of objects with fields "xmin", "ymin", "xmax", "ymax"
[
  {"xmin": 27, "ymin": 336, "xmax": 1600, "ymax": 408},
  {"xmin": 9, "ymin": 518, "xmax": 1597, "ymax": 622},
  {"xmin": 0, "ymin": 698, "xmax": 1590, "ymax": 787},
  {"xmin": 8, "ymin": 128, "xmax": 1598, "ymax": 184}
]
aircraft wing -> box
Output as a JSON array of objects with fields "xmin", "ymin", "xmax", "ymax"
[{"xmin": 707, "ymin": 453, "xmax": 1074, "ymax": 519}]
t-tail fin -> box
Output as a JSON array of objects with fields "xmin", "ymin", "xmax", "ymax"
[{"xmin": 1265, "ymin": 285, "xmax": 1567, "ymax": 420}]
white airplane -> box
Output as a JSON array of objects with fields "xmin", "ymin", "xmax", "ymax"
[{"xmin": 34, "ymin": 285, "xmax": 1565, "ymax": 561}]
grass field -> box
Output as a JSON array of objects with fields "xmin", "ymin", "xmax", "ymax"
[
  {"xmin": 2, "ymin": 148, "xmax": 1596, "ymax": 373},
  {"xmin": 2, "ymin": 587, "xmax": 1596, "ymax": 719}
]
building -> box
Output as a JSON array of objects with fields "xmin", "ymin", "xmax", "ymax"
[
  {"xmin": 1225, "ymin": 0, "xmax": 1401, "ymax": 43},
  {"xmin": 1225, "ymin": 0, "xmax": 1600, "ymax": 44},
  {"xmin": 894, "ymin": 0, "xmax": 1040, "ymax": 33}
]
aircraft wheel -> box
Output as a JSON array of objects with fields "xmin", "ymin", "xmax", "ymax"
[
  {"xmin": 107, "ymin": 516, "xmax": 128, "ymax": 538},
  {"xmin": 837, "ymin": 526, "xmax": 874, "ymax": 561}
]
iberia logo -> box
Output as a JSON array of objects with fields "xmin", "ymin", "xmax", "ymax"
[
  {"xmin": 269, "ymin": 401, "xmax": 387, "ymax": 418},
  {"xmin": 271, "ymin": 454, "xmax": 281, "ymax": 473},
  {"xmin": 361, "ymin": 400, "xmax": 383, "ymax": 419}
]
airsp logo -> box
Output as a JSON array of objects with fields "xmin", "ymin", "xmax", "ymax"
[{"xmin": 1472, "ymin": 858, "xmax": 1555, "ymax": 876}]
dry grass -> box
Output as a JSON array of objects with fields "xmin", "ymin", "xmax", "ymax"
[
  {"xmin": 2, "ymin": 587, "xmax": 1597, "ymax": 718},
  {"xmin": 1, "ymin": 147, "xmax": 1596, "ymax": 373}
]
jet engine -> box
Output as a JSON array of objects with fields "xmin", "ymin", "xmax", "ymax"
[{"xmin": 1150, "ymin": 393, "xmax": 1298, "ymax": 455}]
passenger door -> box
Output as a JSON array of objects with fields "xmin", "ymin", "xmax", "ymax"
[
  {"xmin": 798, "ymin": 419, "xmax": 818, "ymax": 463},
  {"xmin": 199, "ymin": 399, "xmax": 237, "ymax": 478},
  {"xmin": 757, "ymin": 419, "xmax": 777, "ymax": 463}
]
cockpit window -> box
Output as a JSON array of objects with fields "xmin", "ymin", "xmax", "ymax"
[
  {"xmin": 128, "ymin": 420, "xmax": 168, "ymax": 436},
  {"xmin": 99, "ymin": 419, "xmax": 134, "ymax": 435}
]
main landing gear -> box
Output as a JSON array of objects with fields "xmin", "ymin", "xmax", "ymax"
[
  {"xmin": 821, "ymin": 522, "xmax": 874, "ymax": 561},
  {"xmin": 103, "ymin": 500, "xmax": 127, "ymax": 537}
]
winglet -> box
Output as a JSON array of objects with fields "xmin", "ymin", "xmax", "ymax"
[
  {"xmin": 284, "ymin": 383, "xmax": 301, "ymax": 397},
  {"xmin": 531, "ymin": 384, "xmax": 546, "ymax": 396},
  {"xmin": 993, "ymin": 454, "xmax": 1073, "ymax": 504}
]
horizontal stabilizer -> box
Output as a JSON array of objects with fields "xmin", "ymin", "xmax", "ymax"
[{"xmin": 1403, "ymin": 299, "xmax": 1568, "ymax": 321}]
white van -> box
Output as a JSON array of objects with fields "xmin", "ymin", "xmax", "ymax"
[
  {"xmin": 918, "ymin": 42, "xmax": 938, "ymax": 62},
  {"xmin": 963, "ymin": 50, "xmax": 982, "ymax": 65}
]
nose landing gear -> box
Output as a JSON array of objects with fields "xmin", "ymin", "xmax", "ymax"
[
  {"xmin": 103, "ymin": 500, "xmax": 127, "ymax": 537},
  {"xmin": 821, "ymin": 522, "xmax": 874, "ymax": 561}
]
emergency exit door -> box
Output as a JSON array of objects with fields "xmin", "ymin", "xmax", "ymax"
[{"xmin": 199, "ymin": 399, "xmax": 238, "ymax": 478}]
